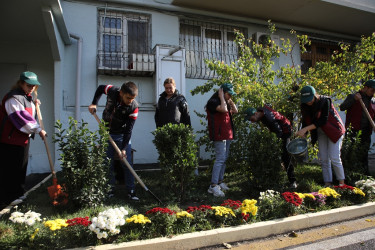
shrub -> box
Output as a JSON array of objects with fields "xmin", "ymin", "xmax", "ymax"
[
  {"xmin": 229, "ymin": 123, "xmax": 286, "ymax": 191},
  {"xmin": 341, "ymin": 127, "xmax": 368, "ymax": 182},
  {"xmin": 152, "ymin": 123, "xmax": 198, "ymax": 201},
  {"xmin": 53, "ymin": 117, "xmax": 111, "ymax": 208}
]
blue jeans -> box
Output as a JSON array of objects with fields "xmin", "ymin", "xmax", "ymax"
[
  {"xmin": 106, "ymin": 134, "xmax": 135, "ymax": 192},
  {"xmin": 211, "ymin": 140, "xmax": 232, "ymax": 185}
]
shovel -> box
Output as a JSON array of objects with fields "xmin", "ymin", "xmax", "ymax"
[
  {"xmin": 359, "ymin": 98, "xmax": 375, "ymax": 130},
  {"xmin": 92, "ymin": 112, "xmax": 163, "ymax": 204},
  {"xmin": 34, "ymin": 92, "xmax": 68, "ymax": 205}
]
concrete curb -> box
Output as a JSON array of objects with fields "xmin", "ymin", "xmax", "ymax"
[{"xmin": 74, "ymin": 201, "xmax": 375, "ymax": 250}]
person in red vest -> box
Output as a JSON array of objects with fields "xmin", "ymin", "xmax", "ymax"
[
  {"xmin": 244, "ymin": 105, "xmax": 297, "ymax": 189},
  {"xmin": 205, "ymin": 83, "xmax": 238, "ymax": 197},
  {"xmin": 0, "ymin": 72, "xmax": 47, "ymax": 208},
  {"xmin": 339, "ymin": 79, "xmax": 375, "ymax": 174},
  {"xmin": 296, "ymin": 86, "xmax": 346, "ymax": 187}
]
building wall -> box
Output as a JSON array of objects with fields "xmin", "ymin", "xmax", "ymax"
[
  {"xmin": 0, "ymin": 41, "xmax": 55, "ymax": 174},
  {"xmin": 60, "ymin": 0, "xmax": 306, "ymax": 164}
]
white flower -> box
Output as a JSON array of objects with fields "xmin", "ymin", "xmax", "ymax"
[{"xmin": 89, "ymin": 207, "xmax": 129, "ymax": 238}]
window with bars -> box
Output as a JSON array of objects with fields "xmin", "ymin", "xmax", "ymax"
[
  {"xmin": 179, "ymin": 19, "xmax": 247, "ymax": 79},
  {"xmin": 97, "ymin": 10, "xmax": 153, "ymax": 74}
]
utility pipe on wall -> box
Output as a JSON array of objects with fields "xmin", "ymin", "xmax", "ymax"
[{"xmin": 69, "ymin": 33, "xmax": 82, "ymax": 121}]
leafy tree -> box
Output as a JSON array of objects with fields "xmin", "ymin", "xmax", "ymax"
[{"xmin": 191, "ymin": 20, "xmax": 375, "ymax": 179}]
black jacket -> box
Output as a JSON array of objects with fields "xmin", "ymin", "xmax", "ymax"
[{"xmin": 155, "ymin": 90, "xmax": 191, "ymax": 128}]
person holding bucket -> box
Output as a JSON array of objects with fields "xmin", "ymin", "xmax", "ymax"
[
  {"xmin": 0, "ymin": 71, "xmax": 47, "ymax": 208},
  {"xmin": 296, "ymin": 86, "xmax": 346, "ymax": 187},
  {"xmin": 244, "ymin": 105, "xmax": 297, "ymax": 189}
]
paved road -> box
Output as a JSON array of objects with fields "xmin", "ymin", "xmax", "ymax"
[{"xmin": 200, "ymin": 214, "xmax": 375, "ymax": 250}]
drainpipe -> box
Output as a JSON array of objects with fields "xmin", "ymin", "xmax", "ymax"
[{"xmin": 69, "ymin": 33, "xmax": 82, "ymax": 121}]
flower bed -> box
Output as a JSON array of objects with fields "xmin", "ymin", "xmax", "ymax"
[{"xmin": 1, "ymin": 179, "xmax": 374, "ymax": 249}]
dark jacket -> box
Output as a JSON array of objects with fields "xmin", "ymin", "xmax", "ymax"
[
  {"xmin": 206, "ymin": 93, "xmax": 234, "ymax": 141},
  {"xmin": 91, "ymin": 85, "xmax": 138, "ymax": 150},
  {"xmin": 259, "ymin": 105, "xmax": 291, "ymax": 139},
  {"xmin": 302, "ymin": 95, "xmax": 345, "ymax": 144},
  {"xmin": 155, "ymin": 90, "xmax": 191, "ymax": 128},
  {"xmin": 339, "ymin": 91, "xmax": 375, "ymax": 131}
]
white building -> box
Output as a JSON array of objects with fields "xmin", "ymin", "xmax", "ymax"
[{"xmin": 1, "ymin": 0, "xmax": 374, "ymax": 174}]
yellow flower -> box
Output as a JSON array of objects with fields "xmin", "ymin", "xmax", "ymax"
[
  {"xmin": 126, "ymin": 214, "xmax": 151, "ymax": 224},
  {"xmin": 353, "ymin": 187, "xmax": 365, "ymax": 197},
  {"xmin": 318, "ymin": 187, "xmax": 340, "ymax": 198},
  {"xmin": 44, "ymin": 219, "xmax": 69, "ymax": 231},
  {"xmin": 30, "ymin": 228, "xmax": 39, "ymax": 240},
  {"xmin": 296, "ymin": 193, "xmax": 315, "ymax": 200},
  {"xmin": 241, "ymin": 199, "xmax": 258, "ymax": 216},
  {"xmin": 176, "ymin": 211, "xmax": 194, "ymax": 219},
  {"xmin": 211, "ymin": 206, "xmax": 235, "ymax": 217}
]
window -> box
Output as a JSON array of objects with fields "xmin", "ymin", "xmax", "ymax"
[
  {"xmin": 97, "ymin": 10, "xmax": 152, "ymax": 74},
  {"xmin": 179, "ymin": 19, "xmax": 247, "ymax": 79},
  {"xmin": 300, "ymin": 39, "xmax": 340, "ymax": 74}
]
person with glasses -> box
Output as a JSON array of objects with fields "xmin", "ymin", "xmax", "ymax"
[{"xmin": 0, "ymin": 71, "xmax": 47, "ymax": 208}]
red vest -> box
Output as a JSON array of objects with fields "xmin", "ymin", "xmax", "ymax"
[
  {"xmin": 0, "ymin": 90, "xmax": 33, "ymax": 146},
  {"xmin": 307, "ymin": 96, "xmax": 345, "ymax": 143},
  {"xmin": 345, "ymin": 98, "xmax": 375, "ymax": 130},
  {"xmin": 207, "ymin": 110, "xmax": 234, "ymax": 141}
]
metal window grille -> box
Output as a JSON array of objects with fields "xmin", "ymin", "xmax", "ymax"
[
  {"xmin": 179, "ymin": 19, "xmax": 247, "ymax": 79},
  {"xmin": 97, "ymin": 10, "xmax": 154, "ymax": 76}
]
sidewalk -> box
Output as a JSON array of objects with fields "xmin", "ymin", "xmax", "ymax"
[{"xmin": 72, "ymin": 202, "xmax": 375, "ymax": 250}]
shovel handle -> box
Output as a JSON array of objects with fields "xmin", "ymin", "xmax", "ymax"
[
  {"xmin": 358, "ymin": 98, "xmax": 375, "ymax": 131},
  {"xmin": 35, "ymin": 103, "xmax": 56, "ymax": 178},
  {"xmin": 92, "ymin": 113, "xmax": 148, "ymax": 191}
]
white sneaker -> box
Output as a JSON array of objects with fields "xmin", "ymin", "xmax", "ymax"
[
  {"xmin": 219, "ymin": 182, "xmax": 229, "ymax": 191},
  {"xmin": 208, "ymin": 185, "xmax": 225, "ymax": 197}
]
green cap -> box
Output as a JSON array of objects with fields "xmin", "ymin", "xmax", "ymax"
[
  {"xmin": 20, "ymin": 71, "xmax": 41, "ymax": 86},
  {"xmin": 300, "ymin": 85, "xmax": 316, "ymax": 103},
  {"xmin": 244, "ymin": 107, "xmax": 256, "ymax": 121},
  {"xmin": 221, "ymin": 83, "xmax": 236, "ymax": 96},
  {"xmin": 364, "ymin": 79, "xmax": 375, "ymax": 89}
]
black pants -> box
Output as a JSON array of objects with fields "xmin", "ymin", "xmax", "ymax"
[
  {"xmin": 282, "ymin": 137, "xmax": 296, "ymax": 184},
  {"xmin": 0, "ymin": 142, "xmax": 29, "ymax": 205}
]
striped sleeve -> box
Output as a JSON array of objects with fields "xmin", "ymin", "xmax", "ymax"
[
  {"xmin": 129, "ymin": 107, "xmax": 139, "ymax": 120},
  {"xmin": 5, "ymin": 98, "xmax": 41, "ymax": 134},
  {"xmin": 91, "ymin": 85, "xmax": 113, "ymax": 105}
]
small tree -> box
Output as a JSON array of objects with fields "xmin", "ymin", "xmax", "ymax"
[
  {"xmin": 152, "ymin": 123, "xmax": 198, "ymax": 201},
  {"xmin": 53, "ymin": 117, "xmax": 111, "ymax": 207}
]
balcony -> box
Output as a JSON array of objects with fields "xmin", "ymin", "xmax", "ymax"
[{"xmin": 97, "ymin": 53, "xmax": 155, "ymax": 76}]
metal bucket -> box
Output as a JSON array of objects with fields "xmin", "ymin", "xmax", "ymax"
[{"xmin": 287, "ymin": 138, "xmax": 308, "ymax": 162}]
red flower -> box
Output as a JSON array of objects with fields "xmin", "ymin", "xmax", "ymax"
[
  {"xmin": 281, "ymin": 192, "xmax": 303, "ymax": 207},
  {"xmin": 145, "ymin": 207, "xmax": 176, "ymax": 215},
  {"xmin": 333, "ymin": 184, "xmax": 354, "ymax": 190},
  {"xmin": 221, "ymin": 199, "xmax": 242, "ymax": 209},
  {"xmin": 241, "ymin": 213, "xmax": 250, "ymax": 222},
  {"xmin": 66, "ymin": 216, "xmax": 92, "ymax": 227},
  {"xmin": 186, "ymin": 205, "xmax": 212, "ymax": 213}
]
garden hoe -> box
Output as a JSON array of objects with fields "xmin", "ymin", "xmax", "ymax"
[
  {"xmin": 34, "ymin": 91, "xmax": 68, "ymax": 206},
  {"xmin": 92, "ymin": 112, "xmax": 163, "ymax": 204},
  {"xmin": 359, "ymin": 98, "xmax": 375, "ymax": 131}
]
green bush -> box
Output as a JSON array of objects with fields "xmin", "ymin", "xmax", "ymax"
[
  {"xmin": 341, "ymin": 127, "xmax": 368, "ymax": 183},
  {"xmin": 228, "ymin": 122, "xmax": 286, "ymax": 191},
  {"xmin": 152, "ymin": 123, "xmax": 198, "ymax": 201},
  {"xmin": 53, "ymin": 117, "xmax": 111, "ymax": 208}
]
